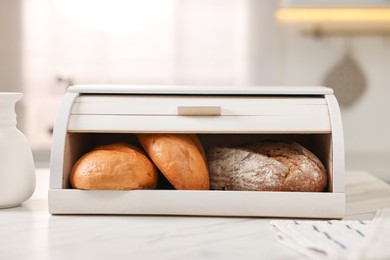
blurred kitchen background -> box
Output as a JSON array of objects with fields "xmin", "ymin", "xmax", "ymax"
[{"xmin": 1, "ymin": 0, "xmax": 390, "ymax": 182}]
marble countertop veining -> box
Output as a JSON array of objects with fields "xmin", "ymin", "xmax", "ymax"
[{"xmin": 1, "ymin": 169, "xmax": 390, "ymax": 260}]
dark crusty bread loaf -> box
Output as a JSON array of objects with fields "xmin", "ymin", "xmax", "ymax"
[
  {"xmin": 208, "ymin": 141, "xmax": 327, "ymax": 192},
  {"xmin": 137, "ymin": 134, "xmax": 210, "ymax": 190},
  {"xmin": 70, "ymin": 143, "xmax": 158, "ymax": 190}
]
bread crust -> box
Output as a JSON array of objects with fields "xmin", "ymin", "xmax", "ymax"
[
  {"xmin": 137, "ymin": 134, "xmax": 210, "ymax": 190},
  {"xmin": 70, "ymin": 143, "xmax": 158, "ymax": 190},
  {"xmin": 208, "ymin": 142, "xmax": 327, "ymax": 192}
]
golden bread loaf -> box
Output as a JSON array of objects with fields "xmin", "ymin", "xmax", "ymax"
[
  {"xmin": 70, "ymin": 143, "xmax": 158, "ymax": 190},
  {"xmin": 137, "ymin": 134, "xmax": 210, "ymax": 190}
]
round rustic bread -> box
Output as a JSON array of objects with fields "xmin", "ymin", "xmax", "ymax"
[
  {"xmin": 137, "ymin": 134, "xmax": 210, "ymax": 190},
  {"xmin": 70, "ymin": 143, "xmax": 158, "ymax": 190},
  {"xmin": 208, "ymin": 141, "xmax": 327, "ymax": 192}
]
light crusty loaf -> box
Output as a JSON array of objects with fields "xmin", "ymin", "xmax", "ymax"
[
  {"xmin": 208, "ymin": 141, "xmax": 327, "ymax": 192},
  {"xmin": 70, "ymin": 143, "xmax": 158, "ymax": 190},
  {"xmin": 137, "ymin": 134, "xmax": 210, "ymax": 190}
]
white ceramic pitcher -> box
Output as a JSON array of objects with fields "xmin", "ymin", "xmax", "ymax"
[{"xmin": 0, "ymin": 92, "xmax": 35, "ymax": 208}]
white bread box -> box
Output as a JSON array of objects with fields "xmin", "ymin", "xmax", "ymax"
[{"xmin": 49, "ymin": 85, "xmax": 345, "ymax": 218}]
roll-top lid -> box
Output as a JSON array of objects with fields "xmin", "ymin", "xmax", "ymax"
[{"xmin": 67, "ymin": 85, "xmax": 333, "ymax": 96}]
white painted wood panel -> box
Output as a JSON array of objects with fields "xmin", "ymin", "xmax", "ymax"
[
  {"xmin": 68, "ymin": 114, "xmax": 331, "ymax": 133},
  {"xmin": 49, "ymin": 189, "xmax": 345, "ymax": 219},
  {"xmin": 68, "ymin": 85, "xmax": 334, "ymax": 95},
  {"xmin": 72, "ymin": 96, "xmax": 329, "ymax": 116}
]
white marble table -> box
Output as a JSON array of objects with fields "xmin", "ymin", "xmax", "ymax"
[{"xmin": 1, "ymin": 169, "xmax": 390, "ymax": 260}]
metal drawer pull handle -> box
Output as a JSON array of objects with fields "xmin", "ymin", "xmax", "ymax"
[{"xmin": 177, "ymin": 106, "xmax": 221, "ymax": 116}]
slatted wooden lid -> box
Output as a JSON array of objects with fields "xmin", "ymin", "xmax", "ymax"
[{"xmin": 67, "ymin": 85, "xmax": 333, "ymax": 96}]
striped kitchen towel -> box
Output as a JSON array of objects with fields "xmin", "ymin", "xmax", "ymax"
[{"xmin": 271, "ymin": 208, "xmax": 390, "ymax": 260}]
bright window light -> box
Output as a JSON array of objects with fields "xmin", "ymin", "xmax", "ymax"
[{"xmin": 53, "ymin": 0, "xmax": 174, "ymax": 34}]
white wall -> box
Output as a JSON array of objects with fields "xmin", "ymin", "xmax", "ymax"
[
  {"xmin": 0, "ymin": 0, "xmax": 22, "ymax": 93},
  {"xmin": 0, "ymin": 0, "xmax": 25, "ymax": 131}
]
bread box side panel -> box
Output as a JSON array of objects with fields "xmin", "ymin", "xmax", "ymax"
[
  {"xmin": 325, "ymin": 94, "xmax": 344, "ymax": 193},
  {"xmin": 50, "ymin": 92, "xmax": 79, "ymax": 189}
]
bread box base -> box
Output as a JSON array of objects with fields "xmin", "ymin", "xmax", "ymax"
[
  {"xmin": 49, "ymin": 85, "xmax": 345, "ymax": 219},
  {"xmin": 49, "ymin": 189, "xmax": 345, "ymax": 219}
]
